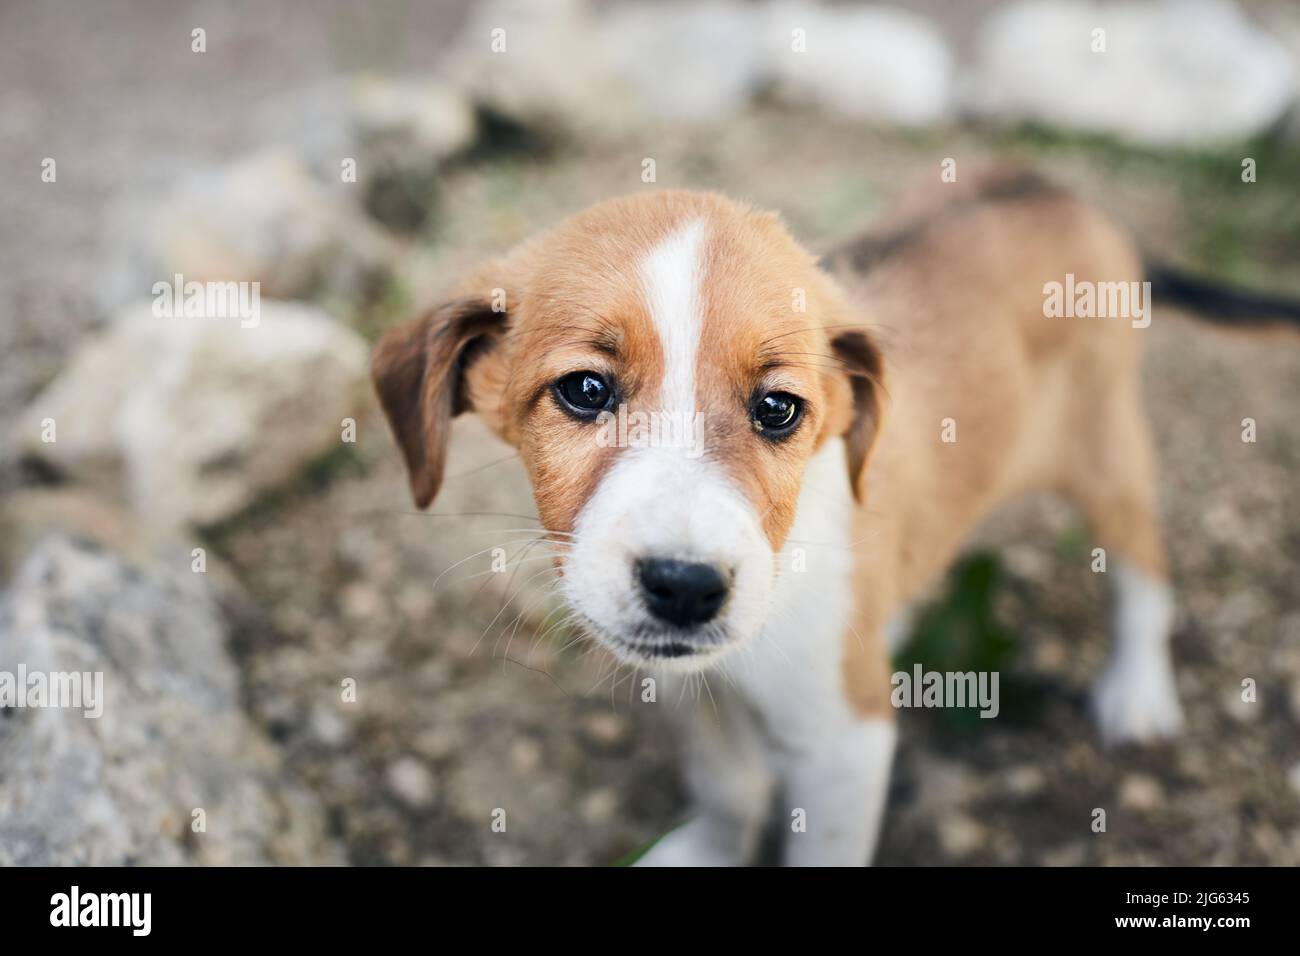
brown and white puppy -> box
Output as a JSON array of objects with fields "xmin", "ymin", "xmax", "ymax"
[{"xmin": 371, "ymin": 170, "xmax": 1296, "ymax": 866}]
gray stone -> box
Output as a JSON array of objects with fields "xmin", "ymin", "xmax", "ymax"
[
  {"xmin": 13, "ymin": 300, "xmax": 370, "ymax": 531},
  {"xmin": 439, "ymin": 0, "xmax": 623, "ymax": 138},
  {"xmin": 0, "ymin": 537, "xmax": 341, "ymax": 865},
  {"xmin": 602, "ymin": 2, "xmax": 768, "ymax": 124},
  {"xmin": 349, "ymin": 75, "xmax": 477, "ymax": 231},
  {"xmin": 441, "ymin": 0, "xmax": 767, "ymax": 135},
  {"xmin": 101, "ymin": 148, "xmax": 392, "ymax": 309},
  {"xmin": 763, "ymin": 1, "xmax": 953, "ymax": 125},
  {"xmin": 967, "ymin": 0, "xmax": 1296, "ymax": 147}
]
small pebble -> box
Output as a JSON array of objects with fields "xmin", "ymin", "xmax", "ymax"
[
  {"xmin": 309, "ymin": 705, "xmax": 350, "ymax": 747},
  {"xmin": 511, "ymin": 738, "xmax": 542, "ymax": 772},
  {"xmin": 340, "ymin": 581, "xmax": 383, "ymax": 619},
  {"xmin": 1119, "ymin": 773, "xmax": 1164, "ymax": 811},
  {"xmin": 1004, "ymin": 765, "xmax": 1044, "ymax": 797},
  {"xmin": 937, "ymin": 814, "xmax": 985, "ymax": 857},
  {"xmin": 582, "ymin": 711, "xmax": 628, "ymax": 747},
  {"xmin": 386, "ymin": 757, "xmax": 436, "ymax": 808},
  {"xmin": 580, "ymin": 788, "xmax": 619, "ymax": 825}
]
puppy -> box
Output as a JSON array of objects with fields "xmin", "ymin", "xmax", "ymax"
[{"xmin": 371, "ymin": 169, "xmax": 1299, "ymax": 866}]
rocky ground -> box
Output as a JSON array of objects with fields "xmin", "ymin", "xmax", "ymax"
[{"xmin": 2, "ymin": 0, "xmax": 1299, "ymax": 865}]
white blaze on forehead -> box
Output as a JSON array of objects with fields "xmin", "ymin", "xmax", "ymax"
[
  {"xmin": 639, "ymin": 218, "xmax": 706, "ymax": 415},
  {"xmin": 558, "ymin": 215, "xmax": 773, "ymax": 659}
]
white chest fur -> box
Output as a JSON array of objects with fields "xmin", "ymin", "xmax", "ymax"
[{"xmin": 721, "ymin": 440, "xmax": 863, "ymax": 750}]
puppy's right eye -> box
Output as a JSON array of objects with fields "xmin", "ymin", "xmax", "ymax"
[{"xmin": 554, "ymin": 371, "xmax": 614, "ymax": 418}]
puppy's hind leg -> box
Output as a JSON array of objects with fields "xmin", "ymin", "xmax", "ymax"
[
  {"xmin": 1092, "ymin": 557, "xmax": 1182, "ymax": 746},
  {"xmin": 1066, "ymin": 390, "xmax": 1183, "ymax": 746}
]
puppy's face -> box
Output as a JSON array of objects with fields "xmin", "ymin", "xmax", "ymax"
[{"xmin": 373, "ymin": 192, "xmax": 883, "ymax": 669}]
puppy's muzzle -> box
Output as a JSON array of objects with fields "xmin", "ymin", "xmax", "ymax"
[{"xmin": 636, "ymin": 557, "xmax": 732, "ymax": 630}]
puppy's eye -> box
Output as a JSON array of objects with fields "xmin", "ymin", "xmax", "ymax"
[
  {"xmin": 752, "ymin": 392, "xmax": 803, "ymax": 437},
  {"xmin": 554, "ymin": 371, "xmax": 614, "ymax": 418}
]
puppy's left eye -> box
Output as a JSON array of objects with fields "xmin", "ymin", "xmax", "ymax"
[{"xmin": 752, "ymin": 392, "xmax": 803, "ymax": 437}]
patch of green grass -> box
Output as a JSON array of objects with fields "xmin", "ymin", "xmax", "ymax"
[
  {"xmin": 893, "ymin": 550, "xmax": 1044, "ymax": 731},
  {"xmin": 352, "ymin": 273, "xmax": 414, "ymax": 344},
  {"xmin": 1055, "ymin": 521, "xmax": 1089, "ymax": 560},
  {"xmin": 816, "ymin": 178, "xmax": 885, "ymax": 235}
]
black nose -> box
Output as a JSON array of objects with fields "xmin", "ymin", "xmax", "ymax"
[{"xmin": 637, "ymin": 558, "xmax": 731, "ymax": 628}]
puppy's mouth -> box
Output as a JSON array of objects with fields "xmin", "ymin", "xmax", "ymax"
[
  {"xmin": 578, "ymin": 616, "xmax": 738, "ymax": 667},
  {"xmin": 615, "ymin": 638, "xmax": 702, "ymax": 661}
]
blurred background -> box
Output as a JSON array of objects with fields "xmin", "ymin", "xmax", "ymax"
[{"xmin": 2, "ymin": 0, "xmax": 1299, "ymax": 865}]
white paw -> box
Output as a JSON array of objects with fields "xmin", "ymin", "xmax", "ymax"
[{"xmin": 1090, "ymin": 652, "xmax": 1184, "ymax": 746}]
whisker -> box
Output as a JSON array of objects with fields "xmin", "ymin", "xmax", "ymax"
[
  {"xmin": 496, "ymin": 569, "xmax": 566, "ymax": 660},
  {"xmin": 469, "ymin": 564, "xmax": 563, "ymax": 658},
  {"xmin": 498, "ymin": 654, "xmax": 571, "ymax": 697},
  {"xmin": 459, "ymin": 552, "xmax": 562, "ymax": 583},
  {"xmin": 443, "ymin": 452, "xmax": 523, "ymax": 482},
  {"xmin": 396, "ymin": 509, "xmax": 545, "ymax": 524},
  {"xmin": 429, "ymin": 536, "xmax": 556, "ymax": 593},
  {"xmin": 465, "ymin": 527, "xmax": 582, "ymax": 539}
]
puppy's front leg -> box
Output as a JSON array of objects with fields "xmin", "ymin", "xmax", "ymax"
[
  {"xmin": 635, "ymin": 678, "xmax": 774, "ymax": 867},
  {"xmin": 779, "ymin": 717, "xmax": 896, "ymax": 866}
]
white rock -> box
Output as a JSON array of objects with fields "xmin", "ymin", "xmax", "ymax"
[
  {"xmin": 441, "ymin": 0, "xmax": 768, "ymax": 134},
  {"xmin": 763, "ymin": 2, "xmax": 953, "ymax": 125},
  {"xmin": 0, "ymin": 537, "xmax": 341, "ymax": 865},
  {"xmin": 350, "ymin": 74, "xmax": 476, "ymax": 161},
  {"xmin": 602, "ymin": 1, "xmax": 767, "ymax": 123},
  {"xmin": 967, "ymin": 0, "xmax": 1296, "ymax": 146},
  {"xmin": 14, "ymin": 300, "xmax": 369, "ymax": 530},
  {"xmin": 345, "ymin": 75, "xmax": 478, "ymax": 230},
  {"xmin": 443, "ymin": 0, "xmax": 954, "ymax": 132},
  {"xmin": 255, "ymin": 74, "xmax": 475, "ymax": 200},
  {"xmin": 102, "ymin": 148, "xmax": 392, "ymax": 309},
  {"xmin": 439, "ymin": 0, "xmax": 626, "ymax": 136}
]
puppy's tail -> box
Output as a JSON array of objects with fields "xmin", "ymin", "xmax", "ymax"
[{"xmin": 1146, "ymin": 260, "xmax": 1300, "ymax": 330}]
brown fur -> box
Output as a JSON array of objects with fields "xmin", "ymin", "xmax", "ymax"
[{"xmin": 829, "ymin": 171, "xmax": 1163, "ymax": 716}]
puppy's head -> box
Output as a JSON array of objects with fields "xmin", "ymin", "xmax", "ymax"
[{"xmin": 372, "ymin": 191, "xmax": 884, "ymax": 669}]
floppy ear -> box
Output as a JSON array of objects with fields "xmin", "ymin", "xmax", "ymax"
[
  {"xmin": 829, "ymin": 330, "xmax": 887, "ymax": 502},
  {"xmin": 370, "ymin": 297, "xmax": 506, "ymax": 509}
]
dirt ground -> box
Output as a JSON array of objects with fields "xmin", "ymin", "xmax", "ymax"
[{"xmin": 4, "ymin": 0, "xmax": 1300, "ymax": 865}]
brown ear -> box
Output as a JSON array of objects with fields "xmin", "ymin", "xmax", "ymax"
[
  {"xmin": 370, "ymin": 297, "xmax": 506, "ymax": 509},
  {"xmin": 829, "ymin": 331, "xmax": 887, "ymax": 502}
]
